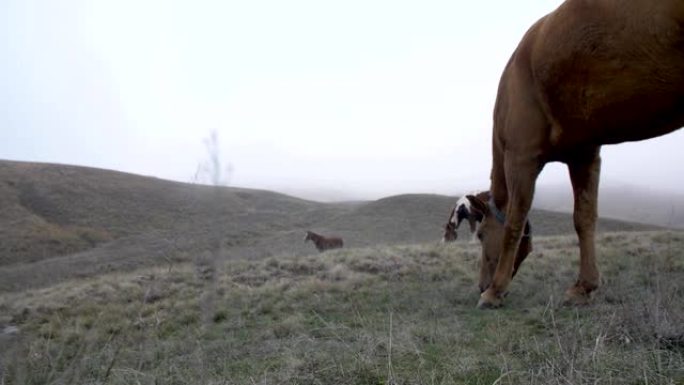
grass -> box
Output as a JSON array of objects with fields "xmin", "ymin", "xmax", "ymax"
[{"xmin": 1, "ymin": 231, "xmax": 683, "ymax": 384}]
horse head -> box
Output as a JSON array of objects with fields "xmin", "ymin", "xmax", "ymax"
[{"xmin": 442, "ymin": 207, "xmax": 458, "ymax": 242}]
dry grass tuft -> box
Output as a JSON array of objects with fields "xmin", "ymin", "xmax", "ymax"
[{"xmin": 1, "ymin": 231, "xmax": 683, "ymax": 384}]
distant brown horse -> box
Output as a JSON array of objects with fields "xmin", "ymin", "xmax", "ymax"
[
  {"xmin": 467, "ymin": 0, "xmax": 684, "ymax": 308},
  {"xmin": 304, "ymin": 231, "xmax": 344, "ymax": 252},
  {"xmin": 443, "ymin": 191, "xmax": 490, "ymax": 242}
]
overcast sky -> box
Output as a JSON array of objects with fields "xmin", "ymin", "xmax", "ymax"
[{"xmin": 3, "ymin": 0, "xmax": 684, "ymax": 201}]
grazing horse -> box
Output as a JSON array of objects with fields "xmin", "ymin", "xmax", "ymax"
[
  {"xmin": 304, "ymin": 231, "xmax": 344, "ymax": 252},
  {"xmin": 442, "ymin": 191, "xmax": 489, "ymax": 242},
  {"xmin": 468, "ymin": 0, "xmax": 684, "ymax": 308}
]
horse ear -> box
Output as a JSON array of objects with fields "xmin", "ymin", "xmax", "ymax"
[{"xmin": 466, "ymin": 194, "xmax": 488, "ymax": 216}]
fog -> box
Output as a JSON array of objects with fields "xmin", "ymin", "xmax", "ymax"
[{"xmin": 3, "ymin": 0, "xmax": 684, "ymax": 201}]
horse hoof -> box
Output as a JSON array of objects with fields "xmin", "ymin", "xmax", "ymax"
[
  {"xmin": 477, "ymin": 290, "xmax": 503, "ymax": 309},
  {"xmin": 563, "ymin": 286, "xmax": 591, "ymax": 306}
]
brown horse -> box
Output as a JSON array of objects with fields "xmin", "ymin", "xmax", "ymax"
[
  {"xmin": 442, "ymin": 191, "xmax": 490, "ymax": 242},
  {"xmin": 468, "ymin": 0, "xmax": 684, "ymax": 308},
  {"xmin": 304, "ymin": 231, "xmax": 344, "ymax": 252}
]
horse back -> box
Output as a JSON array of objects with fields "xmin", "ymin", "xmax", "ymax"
[
  {"xmin": 500, "ymin": 0, "xmax": 684, "ymax": 154},
  {"xmin": 328, "ymin": 237, "xmax": 343, "ymax": 249},
  {"xmin": 315, "ymin": 235, "xmax": 344, "ymax": 251}
]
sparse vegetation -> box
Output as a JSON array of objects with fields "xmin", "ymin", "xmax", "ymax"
[
  {"xmin": 1, "ymin": 160, "xmax": 658, "ymax": 294},
  {"xmin": 1, "ymin": 231, "xmax": 682, "ymax": 384},
  {"xmin": 0, "ymin": 161, "xmax": 681, "ymax": 383}
]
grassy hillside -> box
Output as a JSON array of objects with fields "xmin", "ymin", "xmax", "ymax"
[
  {"xmin": 535, "ymin": 184, "xmax": 684, "ymax": 229},
  {"xmin": 0, "ymin": 160, "xmax": 331, "ymax": 265},
  {"xmin": 0, "ymin": 160, "xmax": 660, "ymax": 294},
  {"xmin": 1, "ymin": 231, "xmax": 682, "ymax": 384},
  {"xmin": 0, "ymin": 161, "xmax": 352, "ymax": 291},
  {"xmin": 321, "ymin": 194, "xmax": 458, "ymax": 247}
]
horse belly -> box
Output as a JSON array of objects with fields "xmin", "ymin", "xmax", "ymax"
[{"xmin": 547, "ymin": 86, "xmax": 684, "ymax": 147}]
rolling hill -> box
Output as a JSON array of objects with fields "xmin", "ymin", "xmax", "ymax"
[
  {"xmin": 0, "ymin": 160, "xmax": 660, "ymax": 292},
  {"xmin": 535, "ymin": 183, "xmax": 684, "ymax": 229},
  {"xmin": 0, "ymin": 160, "xmax": 682, "ymax": 384}
]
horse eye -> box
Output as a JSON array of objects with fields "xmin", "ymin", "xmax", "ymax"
[{"xmin": 477, "ymin": 232, "xmax": 483, "ymax": 240}]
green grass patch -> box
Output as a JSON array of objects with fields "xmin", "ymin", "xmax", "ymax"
[{"xmin": 1, "ymin": 232, "xmax": 683, "ymax": 384}]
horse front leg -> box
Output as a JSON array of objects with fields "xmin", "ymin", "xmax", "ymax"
[
  {"xmin": 479, "ymin": 153, "xmax": 541, "ymax": 308},
  {"xmin": 565, "ymin": 148, "xmax": 602, "ymax": 304}
]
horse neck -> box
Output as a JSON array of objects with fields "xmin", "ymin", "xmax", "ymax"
[
  {"xmin": 489, "ymin": 143, "xmax": 508, "ymax": 211},
  {"xmin": 447, "ymin": 207, "xmax": 457, "ymax": 223}
]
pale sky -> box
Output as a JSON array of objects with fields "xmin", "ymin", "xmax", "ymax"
[{"xmin": 3, "ymin": 0, "xmax": 684, "ymax": 201}]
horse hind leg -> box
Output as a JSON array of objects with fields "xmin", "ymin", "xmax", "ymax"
[{"xmin": 565, "ymin": 148, "xmax": 602, "ymax": 305}]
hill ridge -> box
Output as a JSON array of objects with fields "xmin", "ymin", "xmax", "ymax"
[{"xmin": 0, "ymin": 159, "xmax": 660, "ymax": 292}]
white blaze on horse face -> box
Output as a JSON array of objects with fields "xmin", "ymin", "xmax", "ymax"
[
  {"xmin": 455, "ymin": 195, "xmax": 470, "ymax": 211},
  {"xmin": 453, "ymin": 192, "xmax": 479, "ymax": 222}
]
